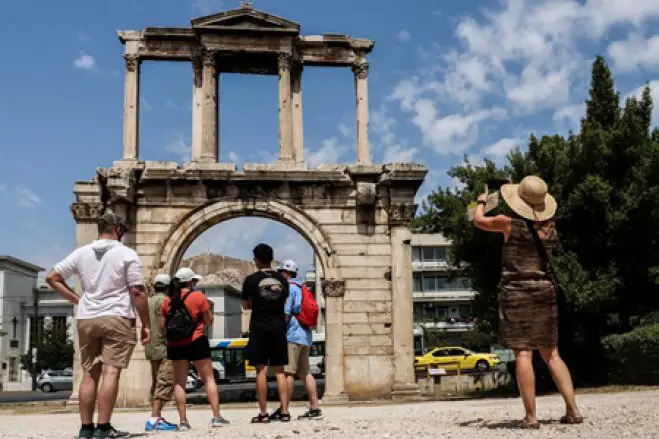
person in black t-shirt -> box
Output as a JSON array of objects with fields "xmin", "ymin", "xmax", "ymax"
[{"xmin": 241, "ymin": 243, "xmax": 291, "ymax": 423}]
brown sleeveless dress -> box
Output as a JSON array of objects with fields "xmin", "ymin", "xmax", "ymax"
[{"xmin": 499, "ymin": 218, "xmax": 558, "ymax": 350}]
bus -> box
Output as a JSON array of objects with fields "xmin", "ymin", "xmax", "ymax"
[
  {"xmin": 209, "ymin": 334, "xmax": 327, "ymax": 383},
  {"xmin": 208, "ymin": 338, "xmax": 256, "ymax": 383}
]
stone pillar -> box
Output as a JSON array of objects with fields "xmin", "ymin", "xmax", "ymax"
[
  {"xmin": 291, "ymin": 63, "xmax": 304, "ymax": 163},
  {"xmin": 353, "ymin": 58, "xmax": 371, "ymax": 165},
  {"xmin": 122, "ymin": 55, "xmax": 141, "ymax": 161},
  {"xmin": 322, "ymin": 280, "xmax": 348, "ymax": 402},
  {"xmin": 68, "ymin": 202, "xmax": 103, "ymax": 406},
  {"xmin": 389, "ymin": 204, "xmax": 420, "ymax": 399},
  {"xmin": 315, "ymin": 254, "xmax": 325, "ymax": 332},
  {"xmin": 191, "ymin": 57, "xmax": 204, "ymax": 161},
  {"xmin": 278, "ymin": 53, "xmax": 294, "ymax": 162},
  {"xmin": 201, "ymin": 50, "xmax": 218, "ymax": 162}
]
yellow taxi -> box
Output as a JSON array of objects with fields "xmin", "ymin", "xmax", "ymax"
[{"xmin": 415, "ymin": 346, "xmax": 501, "ymax": 371}]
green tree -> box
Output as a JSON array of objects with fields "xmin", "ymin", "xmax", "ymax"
[
  {"xmin": 20, "ymin": 322, "xmax": 74, "ymax": 375},
  {"xmin": 414, "ymin": 56, "xmax": 659, "ymax": 384}
]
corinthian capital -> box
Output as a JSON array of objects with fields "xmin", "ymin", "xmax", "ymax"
[
  {"xmin": 353, "ymin": 58, "xmax": 369, "ymax": 80},
  {"xmin": 124, "ymin": 55, "xmax": 140, "ymax": 73},
  {"xmin": 278, "ymin": 53, "xmax": 292, "ymax": 72},
  {"xmin": 71, "ymin": 202, "xmax": 103, "ymax": 224},
  {"xmin": 202, "ymin": 50, "xmax": 217, "ymax": 68},
  {"xmin": 322, "ymin": 279, "xmax": 346, "ymax": 298},
  {"xmin": 387, "ymin": 203, "xmax": 417, "ymax": 226}
]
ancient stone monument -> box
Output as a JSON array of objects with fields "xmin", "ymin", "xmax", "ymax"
[{"xmin": 68, "ymin": 3, "xmax": 426, "ymax": 405}]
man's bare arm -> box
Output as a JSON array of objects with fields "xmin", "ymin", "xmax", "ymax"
[
  {"xmin": 129, "ymin": 285, "xmax": 150, "ymax": 328},
  {"xmin": 241, "ymin": 300, "xmax": 251, "ymax": 310},
  {"xmin": 46, "ymin": 271, "xmax": 79, "ymax": 305}
]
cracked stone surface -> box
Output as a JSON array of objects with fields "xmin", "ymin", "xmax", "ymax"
[{"xmin": 0, "ymin": 390, "xmax": 657, "ymax": 438}]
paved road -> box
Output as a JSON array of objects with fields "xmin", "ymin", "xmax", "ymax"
[{"xmin": 0, "ymin": 379, "xmax": 325, "ymax": 404}]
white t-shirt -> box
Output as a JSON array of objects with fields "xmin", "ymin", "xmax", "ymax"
[{"xmin": 54, "ymin": 239, "xmax": 144, "ymax": 320}]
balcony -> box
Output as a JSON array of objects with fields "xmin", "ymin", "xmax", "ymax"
[
  {"xmin": 413, "ymin": 290, "xmax": 476, "ymax": 302},
  {"xmin": 412, "ymin": 260, "xmax": 450, "ymax": 271},
  {"xmin": 415, "ymin": 317, "xmax": 475, "ymax": 332}
]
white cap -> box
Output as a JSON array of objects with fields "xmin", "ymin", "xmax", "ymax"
[
  {"xmin": 154, "ymin": 274, "xmax": 171, "ymax": 286},
  {"xmin": 191, "ymin": 274, "xmax": 203, "ymax": 282},
  {"xmin": 174, "ymin": 267, "xmax": 196, "ymax": 283},
  {"xmin": 278, "ymin": 260, "xmax": 299, "ymax": 274}
]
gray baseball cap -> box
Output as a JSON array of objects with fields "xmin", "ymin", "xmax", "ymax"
[{"xmin": 98, "ymin": 213, "xmax": 130, "ymax": 232}]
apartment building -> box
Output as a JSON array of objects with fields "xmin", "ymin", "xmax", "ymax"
[{"xmin": 411, "ymin": 234, "xmax": 475, "ymax": 334}]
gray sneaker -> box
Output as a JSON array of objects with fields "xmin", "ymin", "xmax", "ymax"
[
  {"xmin": 178, "ymin": 422, "xmax": 192, "ymax": 431},
  {"xmin": 78, "ymin": 428, "xmax": 95, "ymax": 439},
  {"xmin": 211, "ymin": 416, "xmax": 230, "ymax": 427}
]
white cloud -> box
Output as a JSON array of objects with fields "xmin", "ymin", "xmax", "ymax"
[
  {"xmin": 141, "ymin": 98, "xmax": 152, "ymax": 111},
  {"xmin": 73, "ymin": 53, "xmax": 95, "ymax": 71},
  {"xmin": 397, "ymin": 30, "xmax": 411, "ymax": 42},
  {"xmin": 16, "ymin": 187, "xmax": 41, "ymax": 208},
  {"xmin": 383, "ymin": 145, "xmax": 418, "ymax": 163},
  {"xmin": 166, "ymin": 134, "xmax": 192, "ymax": 162},
  {"xmin": 626, "ymin": 80, "xmax": 659, "ymax": 126},
  {"xmin": 481, "ymin": 137, "xmax": 518, "ymax": 158},
  {"xmin": 553, "ymin": 103, "xmax": 585, "ymax": 130},
  {"xmin": 228, "ymin": 150, "xmax": 239, "ymax": 162},
  {"xmin": 404, "ymin": 96, "xmax": 507, "ymax": 155},
  {"xmin": 607, "ymin": 33, "xmax": 659, "ymax": 73},
  {"xmin": 337, "ymin": 123, "xmax": 352, "ymax": 139},
  {"xmin": 192, "ymin": 0, "xmax": 224, "ymax": 16},
  {"xmin": 506, "ymin": 65, "xmax": 573, "ymax": 111},
  {"xmin": 307, "ymin": 137, "xmax": 346, "ymax": 167}
]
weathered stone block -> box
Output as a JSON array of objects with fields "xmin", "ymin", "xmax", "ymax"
[
  {"xmin": 344, "ymin": 300, "xmax": 391, "ymax": 313},
  {"xmin": 368, "ymin": 312, "xmax": 392, "ymax": 323},
  {"xmin": 345, "ymin": 279, "xmax": 391, "ymax": 290},
  {"xmin": 342, "ymin": 312, "xmax": 368, "ymax": 324},
  {"xmin": 344, "ymin": 323, "xmax": 392, "ymax": 336},
  {"xmin": 335, "ymin": 255, "xmax": 391, "ymax": 267},
  {"xmin": 368, "ymin": 289, "xmax": 392, "ymax": 301},
  {"xmin": 341, "ymin": 267, "xmax": 390, "ymax": 279},
  {"xmin": 334, "ymin": 243, "xmax": 391, "ymax": 256}
]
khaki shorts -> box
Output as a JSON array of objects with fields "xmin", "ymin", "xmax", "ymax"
[
  {"xmin": 284, "ymin": 343, "xmax": 310, "ymax": 377},
  {"xmin": 77, "ymin": 317, "xmax": 137, "ymax": 371},
  {"xmin": 150, "ymin": 359, "xmax": 174, "ymax": 402}
]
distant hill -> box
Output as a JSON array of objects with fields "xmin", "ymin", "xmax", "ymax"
[{"xmin": 180, "ymin": 253, "xmax": 279, "ymax": 289}]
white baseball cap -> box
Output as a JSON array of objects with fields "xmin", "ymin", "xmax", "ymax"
[
  {"xmin": 191, "ymin": 274, "xmax": 203, "ymax": 282},
  {"xmin": 154, "ymin": 274, "xmax": 171, "ymax": 287},
  {"xmin": 278, "ymin": 260, "xmax": 299, "ymax": 274},
  {"xmin": 174, "ymin": 267, "xmax": 196, "ymax": 283}
]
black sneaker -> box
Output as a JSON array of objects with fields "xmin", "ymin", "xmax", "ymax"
[
  {"xmin": 78, "ymin": 427, "xmax": 95, "ymax": 439},
  {"xmin": 93, "ymin": 425, "xmax": 129, "ymax": 438},
  {"xmin": 298, "ymin": 408, "xmax": 323, "ymax": 420},
  {"xmin": 268, "ymin": 408, "xmax": 283, "ymax": 422}
]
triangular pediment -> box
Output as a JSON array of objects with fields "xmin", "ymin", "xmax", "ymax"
[{"xmin": 191, "ymin": 7, "xmax": 300, "ymax": 33}]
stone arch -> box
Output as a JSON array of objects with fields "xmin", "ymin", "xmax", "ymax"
[{"xmin": 157, "ymin": 198, "xmax": 339, "ymax": 279}]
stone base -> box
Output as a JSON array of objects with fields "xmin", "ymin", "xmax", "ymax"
[
  {"xmin": 244, "ymin": 161, "xmax": 308, "ymax": 171},
  {"xmin": 320, "ymin": 393, "xmax": 350, "ymax": 405},
  {"xmin": 391, "ymin": 382, "xmax": 421, "ymax": 401}
]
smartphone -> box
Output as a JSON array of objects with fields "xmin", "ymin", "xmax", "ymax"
[{"xmin": 486, "ymin": 178, "xmax": 510, "ymax": 191}]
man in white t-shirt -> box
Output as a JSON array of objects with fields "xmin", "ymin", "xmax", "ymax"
[{"xmin": 46, "ymin": 213, "xmax": 151, "ymax": 439}]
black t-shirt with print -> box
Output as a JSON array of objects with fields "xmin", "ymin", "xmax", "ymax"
[{"xmin": 241, "ymin": 270, "xmax": 289, "ymax": 333}]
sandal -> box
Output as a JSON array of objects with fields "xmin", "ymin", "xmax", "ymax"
[
  {"xmin": 280, "ymin": 412, "xmax": 291, "ymax": 422},
  {"xmin": 251, "ymin": 413, "xmax": 270, "ymax": 424},
  {"xmin": 560, "ymin": 415, "xmax": 584, "ymax": 424},
  {"xmin": 518, "ymin": 419, "xmax": 540, "ymax": 429}
]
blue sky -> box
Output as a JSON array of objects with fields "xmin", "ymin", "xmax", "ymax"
[{"xmin": 1, "ymin": 0, "xmax": 659, "ymax": 277}]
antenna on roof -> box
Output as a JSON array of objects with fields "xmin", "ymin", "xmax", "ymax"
[{"xmin": 240, "ymin": 0, "xmax": 254, "ymax": 9}]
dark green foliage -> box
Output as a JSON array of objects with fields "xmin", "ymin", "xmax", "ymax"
[
  {"xmin": 414, "ymin": 56, "xmax": 659, "ymax": 385},
  {"xmin": 20, "ymin": 323, "xmax": 74, "ymax": 375},
  {"xmin": 602, "ymin": 324, "xmax": 659, "ymax": 384}
]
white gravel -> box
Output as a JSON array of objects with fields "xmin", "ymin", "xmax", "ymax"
[{"xmin": 0, "ymin": 390, "xmax": 657, "ymax": 438}]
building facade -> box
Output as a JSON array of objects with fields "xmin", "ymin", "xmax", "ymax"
[{"xmin": 411, "ymin": 235, "xmax": 475, "ymax": 336}]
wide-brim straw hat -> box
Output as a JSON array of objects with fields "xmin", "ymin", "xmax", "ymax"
[{"xmin": 500, "ymin": 176, "xmax": 557, "ymax": 221}]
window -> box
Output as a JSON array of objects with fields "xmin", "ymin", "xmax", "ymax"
[
  {"xmin": 432, "ymin": 349, "xmax": 449, "ymax": 357},
  {"xmin": 310, "ymin": 341, "xmax": 325, "ymax": 357},
  {"xmin": 448, "ymin": 348, "xmax": 467, "ymax": 356},
  {"xmin": 412, "ymin": 247, "xmax": 421, "ymax": 262},
  {"xmin": 459, "ymin": 305, "xmax": 472, "ymax": 317},
  {"xmin": 413, "ymin": 274, "xmax": 422, "ymax": 292},
  {"xmin": 423, "ymin": 276, "xmax": 436, "ymax": 291},
  {"xmin": 29, "ymin": 317, "xmax": 44, "ymax": 347}
]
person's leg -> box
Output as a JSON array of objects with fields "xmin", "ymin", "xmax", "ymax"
[
  {"xmin": 149, "ymin": 360, "xmax": 162, "ymax": 418},
  {"xmin": 539, "ymin": 347, "xmax": 582, "ymax": 419},
  {"xmin": 255, "ymin": 365, "xmax": 269, "ymax": 416},
  {"xmin": 194, "ymin": 358, "xmax": 221, "ymax": 419},
  {"xmin": 79, "ymin": 364, "xmax": 102, "ymax": 426},
  {"xmin": 274, "ymin": 366, "xmax": 290, "ymax": 415},
  {"xmin": 284, "ymin": 343, "xmax": 299, "ymax": 406},
  {"xmin": 514, "ymin": 350, "xmax": 538, "ymax": 425},
  {"xmin": 96, "ymin": 364, "xmax": 122, "ymax": 425},
  {"xmin": 302, "ymin": 373, "xmax": 320, "ymax": 411},
  {"xmin": 172, "ymin": 360, "xmax": 189, "ymax": 425}
]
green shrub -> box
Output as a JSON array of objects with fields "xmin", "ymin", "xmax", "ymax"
[{"xmin": 601, "ymin": 324, "xmax": 659, "ymax": 384}]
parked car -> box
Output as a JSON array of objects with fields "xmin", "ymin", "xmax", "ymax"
[
  {"xmin": 37, "ymin": 369, "xmax": 73, "ymax": 392},
  {"xmin": 415, "ymin": 347, "xmax": 501, "ymax": 372}
]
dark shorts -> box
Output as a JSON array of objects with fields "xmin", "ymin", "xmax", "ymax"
[
  {"xmin": 167, "ymin": 335, "xmax": 211, "ymax": 362},
  {"xmin": 247, "ymin": 329, "xmax": 288, "ymax": 367}
]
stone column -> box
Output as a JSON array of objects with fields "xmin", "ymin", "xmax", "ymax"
[
  {"xmin": 191, "ymin": 57, "xmax": 204, "ymax": 161},
  {"xmin": 278, "ymin": 53, "xmax": 294, "ymax": 162},
  {"xmin": 315, "ymin": 254, "xmax": 325, "ymax": 332},
  {"xmin": 353, "ymin": 58, "xmax": 371, "ymax": 165},
  {"xmin": 201, "ymin": 50, "xmax": 218, "ymax": 162},
  {"xmin": 291, "ymin": 63, "xmax": 304, "ymax": 163},
  {"xmin": 122, "ymin": 55, "xmax": 141, "ymax": 161},
  {"xmin": 389, "ymin": 204, "xmax": 421, "ymax": 400},
  {"xmin": 322, "ymin": 280, "xmax": 348, "ymax": 403},
  {"xmin": 68, "ymin": 202, "xmax": 103, "ymax": 406}
]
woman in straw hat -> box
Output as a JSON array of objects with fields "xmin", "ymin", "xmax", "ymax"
[{"xmin": 472, "ymin": 175, "xmax": 582, "ymax": 429}]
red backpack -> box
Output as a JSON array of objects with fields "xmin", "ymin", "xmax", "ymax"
[{"xmin": 290, "ymin": 281, "xmax": 319, "ymax": 329}]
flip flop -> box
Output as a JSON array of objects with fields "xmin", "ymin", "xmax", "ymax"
[
  {"xmin": 560, "ymin": 415, "xmax": 584, "ymax": 424},
  {"xmin": 518, "ymin": 419, "xmax": 540, "ymax": 429},
  {"xmin": 251, "ymin": 413, "xmax": 270, "ymax": 424}
]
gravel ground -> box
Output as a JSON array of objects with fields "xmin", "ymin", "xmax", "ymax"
[{"xmin": 0, "ymin": 390, "xmax": 657, "ymax": 438}]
